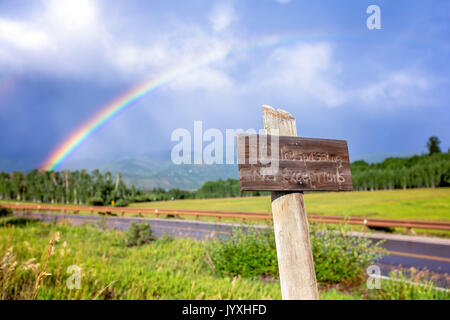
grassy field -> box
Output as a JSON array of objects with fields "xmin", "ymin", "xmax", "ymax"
[
  {"xmin": 130, "ymin": 188, "xmax": 450, "ymax": 221},
  {"xmin": 2, "ymin": 219, "xmax": 447, "ymax": 300},
  {"xmin": 0, "ymin": 219, "xmax": 361, "ymax": 300}
]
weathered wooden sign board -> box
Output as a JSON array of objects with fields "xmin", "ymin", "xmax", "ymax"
[{"xmin": 237, "ymin": 134, "xmax": 353, "ymax": 192}]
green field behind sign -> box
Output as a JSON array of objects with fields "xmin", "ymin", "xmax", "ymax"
[{"xmin": 130, "ymin": 188, "xmax": 450, "ymax": 221}]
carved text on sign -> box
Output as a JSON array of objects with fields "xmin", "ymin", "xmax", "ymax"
[{"xmin": 237, "ymin": 134, "xmax": 353, "ymax": 191}]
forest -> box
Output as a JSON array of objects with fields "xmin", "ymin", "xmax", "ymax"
[
  {"xmin": 0, "ymin": 152, "xmax": 448, "ymax": 206},
  {"xmin": 195, "ymin": 152, "xmax": 449, "ymax": 196},
  {"xmin": 351, "ymin": 152, "xmax": 449, "ymax": 191}
]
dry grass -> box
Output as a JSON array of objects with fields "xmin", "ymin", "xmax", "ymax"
[{"xmin": 0, "ymin": 231, "xmax": 60, "ymax": 300}]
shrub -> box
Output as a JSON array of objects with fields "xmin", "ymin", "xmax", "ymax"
[
  {"xmin": 126, "ymin": 222, "xmax": 156, "ymax": 247},
  {"xmin": 207, "ymin": 223, "xmax": 386, "ymax": 283},
  {"xmin": 88, "ymin": 197, "xmax": 104, "ymax": 206},
  {"xmin": 310, "ymin": 223, "xmax": 385, "ymax": 283},
  {"xmin": 158, "ymin": 233, "xmax": 175, "ymax": 244},
  {"xmin": 114, "ymin": 199, "xmax": 129, "ymax": 207},
  {"xmin": 96, "ymin": 211, "xmax": 116, "ymax": 216},
  {"xmin": 0, "ymin": 217, "xmax": 37, "ymax": 227},
  {"xmin": 207, "ymin": 227, "xmax": 278, "ymax": 278},
  {"xmin": 0, "ymin": 207, "xmax": 12, "ymax": 217},
  {"xmin": 132, "ymin": 195, "xmax": 150, "ymax": 203}
]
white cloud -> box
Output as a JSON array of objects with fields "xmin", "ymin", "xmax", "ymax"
[
  {"xmin": 0, "ymin": 0, "xmax": 239, "ymax": 91},
  {"xmin": 45, "ymin": 0, "xmax": 98, "ymax": 31},
  {"xmin": 248, "ymin": 42, "xmax": 434, "ymax": 109},
  {"xmin": 359, "ymin": 71, "xmax": 431, "ymax": 106},
  {"xmin": 109, "ymin": 22, "xmax": 238, "ymax": 91},
  {"xmin": 0, "ymin": 0, "xmax": 109, "ymax": 77},
  {"xmin": 170, "ymin": 67, "xmax": 234, "ymax": 91},
  {"xmin": 0, "ymin": 0, "xmax": 435, "ymax": 109},
  {"xmin": 255, "ymin": 43, "xmax": 346, "ymax": 107},
  {"xmin": 208, "ymin": 3, "xmax": 236, "ymax": 32},
  {"xmin": 0, "ymin": 19, "xmax": 50, "ymax": 50}
]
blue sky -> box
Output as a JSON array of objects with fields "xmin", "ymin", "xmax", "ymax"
[{"xmin": 0, "ymin": 0, "xmax": 449, "ymax": 169}]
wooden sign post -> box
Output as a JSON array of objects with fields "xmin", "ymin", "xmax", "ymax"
[{"xmin": 236, "ymin": 105, "xmax": 353, "ymax": 300}]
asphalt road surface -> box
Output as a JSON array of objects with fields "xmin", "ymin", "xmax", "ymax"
[{"xmin": 13, "ymin": 211, "xmax": 450, "ymax": 288}]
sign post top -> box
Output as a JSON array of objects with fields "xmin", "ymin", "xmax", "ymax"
[{"xmin": 262, "ymin": 105, "xmax": 297, "ymax": 136}]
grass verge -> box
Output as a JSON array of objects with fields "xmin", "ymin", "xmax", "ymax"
[{"xmin": 1, "ymin": 219, "xmax": 447, "ymax": 300}]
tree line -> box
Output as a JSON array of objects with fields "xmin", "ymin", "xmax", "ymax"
[
  {"xmin": 352, "ymin": 136, "xmax": 449, "ymax": 191},
  {"xmin": 0, "ymin": 169, "xmax": 138, "ymax": 206},
  {"xmin": 0, "ymin": 138, "xmax": 448, "ymax": 205},
  {"xmin": 351, "ymin": 152, "xmax": 449, "ymax": 191},
  {"xmin": 195, "ymin": 152, "xmax": 450, "ymax": 196},
  {"xmin": 0, "ymin": 170, "xmax": 264, "ymax": 206}
]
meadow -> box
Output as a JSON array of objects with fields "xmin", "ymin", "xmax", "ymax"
[
  {"xmin": 1, "ymin": 219, "xmax": 447, "ymax": 300},
  {"xmin": 130, "ymin": 188, "xmax": 450, "ymax": 221},
  {"xmin": 0, "ymin": 219, "xmax": 358, "ymax": 300}
]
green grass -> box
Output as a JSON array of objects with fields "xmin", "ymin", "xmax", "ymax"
[
  {"xmin": 319, "ymin": 288, "xmax": 363, "ymax": 300},
  {"xmin": 0, "ymin": 219, "xmax": 361, "ymax": 300},
  {"xmin": 1, "ymin": 220, "xmax": 447, "ymax": 300},
  {"xmin": 131, "ymin": 188, "xmax": 450, "ymax": 221}
]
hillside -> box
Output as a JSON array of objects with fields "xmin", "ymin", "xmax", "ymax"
[{"xmin": 64, "ymin": 154, "xmax": 238, "ymax": 190}]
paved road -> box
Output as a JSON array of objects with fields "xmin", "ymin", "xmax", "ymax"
[{"xmin": 13, "ymin": 211, "xmax": 450, "ymax": 287}]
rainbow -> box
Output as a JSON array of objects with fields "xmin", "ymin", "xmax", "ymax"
[
  {"xmin": 40, "ymin": 64, "xmax": 206, "ymax": 171},
  {"xmin": 40, "ymin": 33, "xmax": 359, "ymax": 171}
]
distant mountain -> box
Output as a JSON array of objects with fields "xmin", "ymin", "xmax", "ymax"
[
  {"xmin": 63, "ymin": 153, "xmax": 238, "ymax": 190},
  {"xmin": 113, "ymin": 160, "xmax": 238, "ymax": 190}
]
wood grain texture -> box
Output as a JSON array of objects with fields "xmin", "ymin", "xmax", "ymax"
[
  {"xmin": 272, "ymin": 193, "xmax": 319, "ymax": 300},
  {"xmin": 261, "ymin": 105, "xmax": 319, "ymax": 300},
  {"xmin": 237, "ymin": 134, "xmax": 353, "ymax": 191},
  {"xmin": 262, "ymin": 104, "xmax": 298, "ymax": 136}
]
